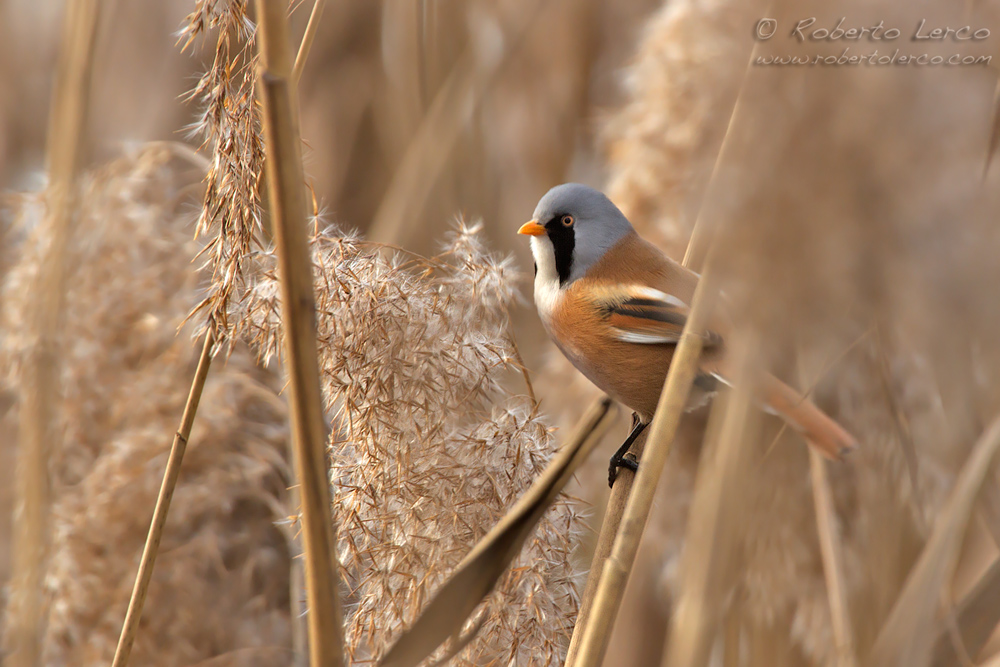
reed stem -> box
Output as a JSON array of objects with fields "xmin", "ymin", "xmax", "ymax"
[
  {"xmin": 111, "ymin": 330, "xmax": 216, "ymax": 667},
  {"xmin": 255, "ymin": 1, "xmax": 345, "ymax": 664},
  {"xmin": 292, "ymin": 0, "xmax": 326, "ymax": 86},
  {"xmin": 564, "ymin": 427, "xmax": 648, "ymax": 666}
]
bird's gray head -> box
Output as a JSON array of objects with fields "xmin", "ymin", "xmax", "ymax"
[{"xmin": 519, "ymin": 183, "xmax": 635, "ymax": 287}]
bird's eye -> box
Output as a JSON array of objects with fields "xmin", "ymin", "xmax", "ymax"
[{"xmin": 560, "ymin": 215, "xmax": 574, "ymax": 227}]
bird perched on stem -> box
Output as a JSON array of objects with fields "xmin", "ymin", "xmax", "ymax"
[{"xmin": 518, "ymin": 183, "xmax": 857, "ymax": 485}]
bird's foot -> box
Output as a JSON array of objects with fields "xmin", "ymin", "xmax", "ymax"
[
  {"xmin": 608, "ymin": 415, "xmax": 647, "ymax": 488},
  {"xmin": 608, "ymin": 452, "xmax": 639, "ymax": 487}
]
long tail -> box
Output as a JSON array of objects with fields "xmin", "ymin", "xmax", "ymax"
[{"xmin": 761, "ymin": 374, "xmax": 857, "ymax": 460}]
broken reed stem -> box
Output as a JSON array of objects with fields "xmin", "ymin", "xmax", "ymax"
[
  {"xmin": 292, "ymin": 0, "xmax": 326, "ymax": 86},
  {"xmin": 572, "ymin": 259, "xmax": 717, "ymax": 667},
  {"xmin": 255, "ymin": 1, "xmax": 345, "ymax": 665},
  {"xmin": 663, "ymin": 333, "xmax": 761, "ymax": 667},
  {"xmin": 797, "ymin": 348, "xmax": 857, "ymax": 667},
  {"xmin": 9, "ymin": 0, "xmax": 100, "ymax": 665},
  {"xmin": 810, "ymin": 452, "xmax": 857, "ymax": 667},
  {"xmin": 111, "ymin": 330, "xmax": 216, "ymax": 667}
]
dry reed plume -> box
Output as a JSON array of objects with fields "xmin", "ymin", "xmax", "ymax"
[
  {"xmin": 238, "ymin": 221, "xmax": 583, "ymax": 664},
  {"xmin": 179, "ymin": 0, "xmax": 266, "ymax": 344},
  {"xmin": 3, "ymin": 130, "xmax": 587, "ymax": 667}
]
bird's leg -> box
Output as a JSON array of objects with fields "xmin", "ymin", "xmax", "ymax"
[{"xmin": 608, "ymin": 414, "xmax": 648, "ymax": 488}]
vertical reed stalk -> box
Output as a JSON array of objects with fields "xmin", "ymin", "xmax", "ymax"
[
  {"xmin": 254, "ymin": 1, "xmax": 345, "ymax": 665},
  {"xmin": 9, "ymin": 0, "xmax": 100, "ymax": 665},
  {"xmin": 796, "ymin": 349, "xmax": 857, "ymax": 667},
  {"xmin": 290, "ymin": 9, "xmax": 325, "ymax": 661},
  {"xmin": 111, "ymin": 330, "xmax": 216, "ymax": 667}
]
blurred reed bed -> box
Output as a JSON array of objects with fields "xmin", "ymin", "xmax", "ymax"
[
  {"xmin": 580, "ymin": 0, "xmax": 1000, "ymax": 664},
  {"xmin": 1, "ymin": 145, "xmax": 295, "ymax": 664}
]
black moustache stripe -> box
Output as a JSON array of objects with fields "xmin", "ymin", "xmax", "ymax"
[{"xmin": 545, "ymin": 218, "xmax": 575, "ymax": 286}]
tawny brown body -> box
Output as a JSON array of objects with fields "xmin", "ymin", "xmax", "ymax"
[
  {"xmin": 542, "ymin": 233, "xmax": 714, "ymax": 419},
  {"xmin": 540, "ymin": 232, "xmax": 855, "ymax": 459}
]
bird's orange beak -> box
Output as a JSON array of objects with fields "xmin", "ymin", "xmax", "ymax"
[{"xmin": 518, "ymin": 220, "xmax": 546, "ymax": 236}]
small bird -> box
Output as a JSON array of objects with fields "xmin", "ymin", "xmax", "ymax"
[{"xmin": 519, "ymin": 183, "xmax": 857, "ymax": 485}]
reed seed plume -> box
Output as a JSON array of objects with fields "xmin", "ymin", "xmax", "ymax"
[
  {"xmin": 239, "ymin": 221, "xmax": 582, "ymax": 665},
  {"xmin": 179, "ymin": 0, "xmax": 266, "ymax": 346}
]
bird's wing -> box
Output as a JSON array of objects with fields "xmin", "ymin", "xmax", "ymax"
[{"xmin": 592, "ymin": 284, "xmax": 721, "ymax": 346}]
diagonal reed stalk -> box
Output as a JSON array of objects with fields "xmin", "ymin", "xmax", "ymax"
[
  {"xmin": 563, "ymin": 427, "xmax": 649, "ymax": 666},
  {"xmin": 930, "ymin": 556, "xmax": 1000, "ymax": 666},
  {"xmin": 254, "ymin": 0, "xmax": 345, "ymax": 665},
  {"xmin": 662, "ymin": 332, "xmax": 762, "ymax": 667},
  {"xmin": 565, "ymin": 174, "xmax": 714, "ymax": 665},
  {"xmin": 111, "ymin": 330, "xmax": 216, "ymax": 667},
  {"xmin": 9, "ymin": 0, "xmax": 101, "ymax": 665},
  {"xmin": 570, "ymin": 252, "xmax": 717, "ymax": 667},
  {"xmin": 569, "ymin": 12, "xmax": 773, "ymax": 663},
  {"xmin": 565, "ymin": 136, "xmax": 722, "ymax": 664}
]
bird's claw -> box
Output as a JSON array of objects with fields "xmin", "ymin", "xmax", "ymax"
[{"xmin": 608, "ymin": 453, "xmax": 639, "ymax": 488}]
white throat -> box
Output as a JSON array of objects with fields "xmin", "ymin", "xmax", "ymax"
[{"xmin": 529, "ymin": 235, "xmax": 562, "ymax": 321}]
